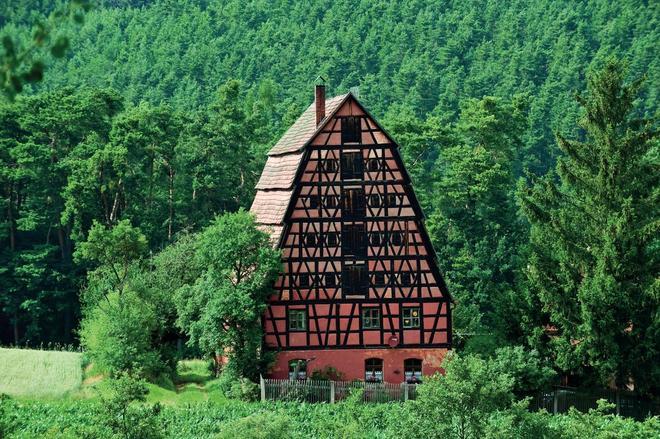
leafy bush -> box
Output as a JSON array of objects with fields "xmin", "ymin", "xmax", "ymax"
[
  {"xmin": 216, "ymin": 411, "xmax": 292, "ymax": 439},
  {"xmin": 98, "ymin": 373, "xmax": 163, "ymax": 439},
  {"xmin": 215, "ymin": 365, "xmax": 259, "ymax": 401},
  {"xmin": 490, "ymin": 346, "xmax": 556, "ymax": 393},
  {"xmin": 547, "ymin": 400, "xmax": 660, "ymax": 439},
  {"xmin": 79, "ymin": 289, "xmax": 164, "ymax": 378},
  {"xmin": 310, "ymin": 366, "xmax": 345, "ymax": 381},
  {"xmin": 399, "ymin": 351, "xmax": 515, "ymax": 439}
]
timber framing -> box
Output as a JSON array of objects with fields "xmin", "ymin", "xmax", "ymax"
[{"xmin": 252, "ymin": 90, "xmax": 452, "ymax": 354}]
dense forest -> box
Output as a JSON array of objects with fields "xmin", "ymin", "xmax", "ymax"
[{"xmin": 0, "ymin": 0, "xmax": 658, "ymax": 393}]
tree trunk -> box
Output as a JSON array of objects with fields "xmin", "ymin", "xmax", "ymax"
[
  {"xmin": 8, "ymin": 185, "xmax": 16, "ymax": 251},
  {"xmin": 168, "ymin": 165, "xmax": 175, "ymax": 241},
  {"xmin": 13, "ymin": 312, "xmax": 19, "ymax": 345}
]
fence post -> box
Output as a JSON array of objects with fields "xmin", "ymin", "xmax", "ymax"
[
  {"xmin": 330, "ymin": 380, "xmax": 335, "ymax": 403},
  {"xmin": 260, "ymin": 374, "xmax": 266, "ymax": 402},
  {"xmin": 553, "ymin": 388, "xmax": 558, "ymax": 414},
  {"xmin": 404, "ymin": 383, "xmax": 409, "ymax": 401},
  {"xmin": 616, "ymin": 390, "xmax": 620, "ymax": 416}
]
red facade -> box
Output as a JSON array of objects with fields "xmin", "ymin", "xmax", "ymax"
[{"xmin": 251, "ymin": 87, "xmax": 451, "ymax": 383}]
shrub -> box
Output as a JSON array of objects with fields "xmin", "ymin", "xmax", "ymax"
[
  {"xmin": 216, "ymin": 411, "xmax": 292, "ymax": 439},
  {"xmin": 547, "ymin": 400, "xmax": 660, "ymax": 439},
  {"xmin": 98, "ymin": 373, "xmax": 163, "ymax": 439},
  {"xmin": 399, "ymin": 351, "xmax": 515, "ymax": 439},
  {"xmin": 484, "ymin": 400, "xmax": 557, "ymax": 439},
  {"xmin": 490, "ymin": 346, "xmax": 556, "ymax": 393},
  {"xmin": 310, "ymin": 366, "xmax": 345, "ymax": 381},
  {"xmin": 79, "ymin": 290, "xmax": 164, "ymax": 378},
  {"xmin": 215, "ymin": 365, "xmax": 259, "ymax": 401}
]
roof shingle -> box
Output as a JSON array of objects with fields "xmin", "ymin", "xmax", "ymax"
[
  {"xmin": 267, "ymin": 94, "xmax": 348, "ymax": 156},
  {"xmin": 254, "ymin": 152, "xmax": 304, "ymax": 190},
  {"xmin": 251, "ymin": 93, "xmax": 350, "ymax": 245}
]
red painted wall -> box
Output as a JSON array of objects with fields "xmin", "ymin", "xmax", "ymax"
[{"xmin": 269, "ymin": 348, "xmax": 448, "ymax": 383}]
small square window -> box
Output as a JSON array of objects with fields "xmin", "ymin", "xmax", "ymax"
[
  {"xmin": 402, "ymin": 307, "xmax": 420, "ymax": 329},
  {"xmin": 327, "ymin": 232, "xmax": 339, "ymax": 247},
  {"xmin": 304, "ymin": 233, "xmax": 317, "ymax": 247},
  {"xmin": 391, "ymin": 231, "xmax": 404, "ymax": 246},
  {"xmin": 289, "ymin": 309, "xmax": 307, "ymax": 331},
  {"xmin": 325, "ymin": 273, "xmax": 336, "ymax": 287},
  {"xmin": 362, "ymin": 307, "xmax": 380, "ymax": 329},
  {"xmin": 374, "ymin": 272, "xmax": 386, "ymax": 286},
  {"xmin": 308, "ymin": 195, "xmax": 319, "ymax": 209},
  {"xmin": 366, "ymin": 158, "xmax": 380, "ymax": 172},
  {"xmin": 299, "ymin": 273, "xmax": 310, "ymax": 288},
  {"xmin": 320, "ymin": 159, "xmax": 338, "ymax": 172},
  {"xmin": 369, "ymin": 194, "xmax": 381, "ymax": 207},
  {"xmin": 324, "ymin": 196, "xmax": 337, "ymax": 209},
  {"xmin": 401, "ymin": 272, "xmax": 412, "ymax": 286},
  {"xmin": 385, "ymin": 194, "xmax": 398, "ymax": 207},
  {"xmin": 369, "ymin": 232, "xmax": 381, "ymax": 246}
]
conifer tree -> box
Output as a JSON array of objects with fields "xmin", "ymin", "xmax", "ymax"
[{"xmin": 519, "ymin": 59, "xmax": 658, "ymax": 393}]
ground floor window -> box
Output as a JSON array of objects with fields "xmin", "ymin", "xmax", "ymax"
[
  {"xmin": 404, "ymin": 358, "xmax": 422, "ymax": 383},
  {"xmin": 365, "ymin": 358, "xmax": 383, "ymax": 382},
  {"xmin": 289, "ymin": 359, "xmax": 307, "ymax": 380}
]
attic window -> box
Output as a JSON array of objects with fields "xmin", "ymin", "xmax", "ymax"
[
  {"xmin": 342, "ymin": 116, "xmax": 361, "ymax": 143},
  {"xmin": 367, "ymin": 158, "xmax": 381, "ymax": 172},
  {"xmin": 323, "ymin": 195, "xmax": 338, "ymax": 209},
  {"xmin": 326, "ymin": 232, "xmax": 339, "ymax": 247},
  {"xmin": 342, "ymin": 223, "xmax": 367, "ymax": 258},
  {"xmin": 304, "ymin": 233, "xmax": 317, "ymax": 247},
  {"xmin": 342, "ymin": 263, "xmax": 368, "ymax": 297},
  {"xmin": 342, "ymin": 188, "xmax": 366, "ymax": 219},
  {"xmin": 341, "ymin": 151, "xmax": 364, "ymax": 180},
  {"xmin": 320, "ymin": 159, "xmax": 338, "ymax": 172}
]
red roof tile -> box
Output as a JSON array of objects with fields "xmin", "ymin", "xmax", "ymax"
[
  {"xmin": 255, "ymin": 152, "xmax": 304, "ymax": 190},
  {"xmin": 250, "ymin": 189, "xmax": 292, "ymax": 225},
  {"xmin": 267, "ymin": 94, "xmax": 348, "ymax": 156},
  {"xmin": 251, "ymin": 93, "xmax": 349, "ymax": 245}
]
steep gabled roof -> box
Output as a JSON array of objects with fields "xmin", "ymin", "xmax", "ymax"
[
  {"xmin": 250, "ymin": 93, "xmax": 349, "ymax": 242},
  {"xmin": 267, "ymin": 94, "xmax": 348, "ymax": 156}
]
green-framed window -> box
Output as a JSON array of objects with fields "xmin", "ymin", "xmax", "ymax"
[
  {"xmin": 288, "ymin": 309, "xmax": 307, "ymax": 331},
  {"xmin": 402, "ymin": 307, "xmax": 420, "ymax": 329},
  {"xmin": 362, "ymin": 307, "xmax": 380, "ymax": 329}
]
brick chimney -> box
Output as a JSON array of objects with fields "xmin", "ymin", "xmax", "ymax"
[{"xmin": 315, "ymin": 84, "xmax": 325, "ymax": 126}]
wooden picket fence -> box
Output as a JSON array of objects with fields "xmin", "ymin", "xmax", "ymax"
[{"xmin": 260, "ymin": 377, "xmax": 418, "ymax": 403}]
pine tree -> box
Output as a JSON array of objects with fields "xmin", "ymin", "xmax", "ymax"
[{"xmin": 519, "ymin": 59, "xmax": 658, "ymax": 393}]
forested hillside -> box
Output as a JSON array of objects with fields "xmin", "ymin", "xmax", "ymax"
[{"xmin": 1, "ymin": 0, "xmax": 658, "ymax": 392}]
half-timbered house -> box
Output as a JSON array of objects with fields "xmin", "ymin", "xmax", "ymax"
[{"xmin": 250, "ymin": 85, "xmax": 452, "ymax": 383}]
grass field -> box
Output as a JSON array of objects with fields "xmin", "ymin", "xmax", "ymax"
[
  {"xmin": 0, "ymin": 348, "xmax": 223, "ymax": 404},
  {"xmin": 0, "ymin": 348, "xmax": 83, "ymax": 398}
]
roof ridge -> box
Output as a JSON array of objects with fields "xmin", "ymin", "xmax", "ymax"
[{"xmin": 266, "ymin": 92, "xmax": 351, "ymax": 157}]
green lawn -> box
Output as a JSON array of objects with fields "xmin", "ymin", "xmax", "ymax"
[
  {"xmin": 0, "ymin": 348, "xmax": 83, "ymax": 398},
  {"xmin": 145, "ymin": 359, "xmax": 227, "ymax": 405},
  {"xmin": 0, "ymin": 349, "xmax": 224, "ymax": 404}
]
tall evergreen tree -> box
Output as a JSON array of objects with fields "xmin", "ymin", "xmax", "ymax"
[{"xmin": 519, "ymin": 59, "xmax": 658, "ymax": 393}]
